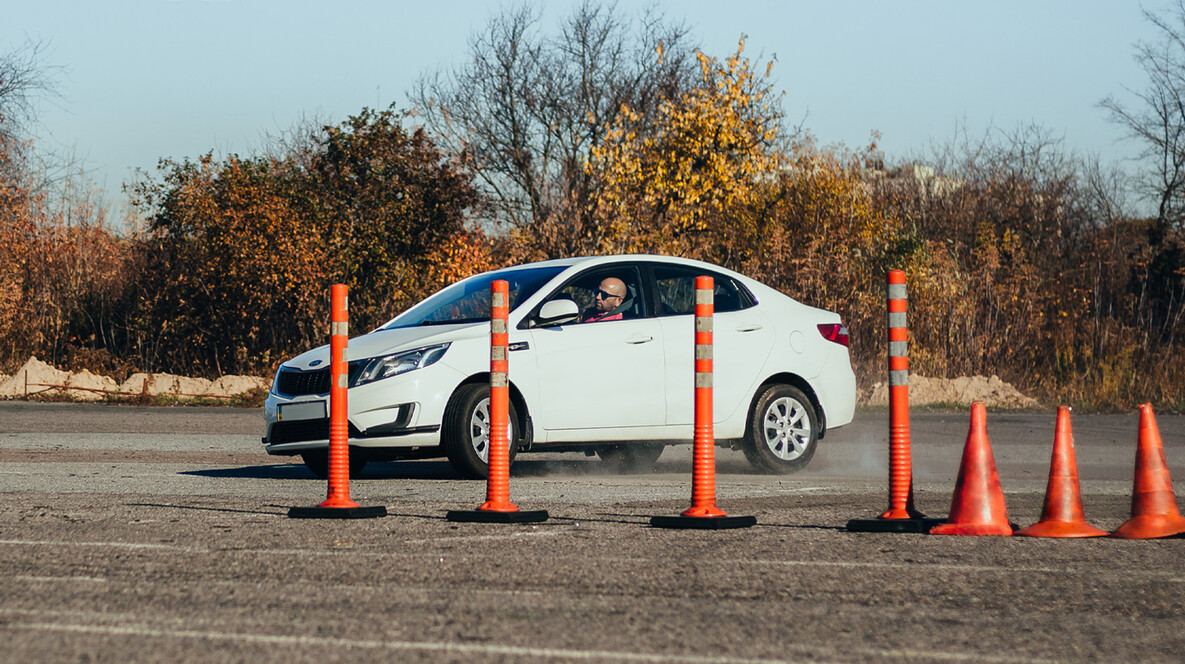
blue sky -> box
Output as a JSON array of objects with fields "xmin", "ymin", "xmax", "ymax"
[{"xmin": 3, "ymin": 1, "xmax": 1169, "ymax": 213}]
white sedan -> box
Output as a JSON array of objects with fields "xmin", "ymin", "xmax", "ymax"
[{"xmin": 263, "ymin": 254, "xmax": 856, "ymax": 478}]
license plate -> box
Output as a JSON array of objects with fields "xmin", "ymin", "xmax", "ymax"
[{"xmin": 278, "ymin": 401, "xmax": 326, "ymax": 422}]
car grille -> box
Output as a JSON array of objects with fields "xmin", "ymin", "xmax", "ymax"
[
  {"xmin": 275, "ymin": 362, "xmax": 365, "ymax": 397},
  {"xmin": 268, "ymin": 418, "xmax": 364, "ymax": 445}
]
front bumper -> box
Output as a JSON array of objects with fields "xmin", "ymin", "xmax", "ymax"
[{"xmin": 262, "ymin": 361, "xmax": 464, "ymax": 455}]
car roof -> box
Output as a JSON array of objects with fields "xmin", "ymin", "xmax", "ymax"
[{"xmin": 502, "ymin": 254, "xmax": 749, "ymax": 279}]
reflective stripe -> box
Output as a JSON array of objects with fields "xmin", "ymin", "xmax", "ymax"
[
  {"xmin": 490, "ymin": 346, "xmax": 506, "ymax": 361},
  {"xmin": 695, "ymin": 373, "xmax": 713, "ymax": 388},
  {"xmin": 490, "ymin": 373, "xmax": 508, "ymax": 388},
  {"xmin": 342, "ymin": 294, "xmax": 348, "ymax": 311},
  {"xmin": 889, "ymin": 370, "xmax": 909, "ymax": 386},
  {"xmin": 696, "ymin": 289, "xmax": 713, "ymax": 305},
  {"xmin": 888, "ymin": 312, "xmax": 906, "ymax": 329},
  {"xmin": 695, "ymin": 317, "xmax": 713, "ymax": 332},
  {"xmin": 695, "ymin": 344, "xmax": 712, "ymax": 360},
  {"xmin": 492, "ymin": 292, "xmax": 506, "ymax": 308},
  {"xmin": 887, "ymin": 283, "xmax": 907, "ymax": 301},
  {"xmin": 491, "ymin": 319, "xmax": 507, "ymax": 334},
  {"xmin": 888, "ymin": 341, "xmax": 908, "ymax": 357},
  {"xmin": 331, "ymin": 322, "xmax": 348, "ymax": 337},
  {"xmin": 337, "ymin": 375, "xmax": 348, "ymax": 388}
]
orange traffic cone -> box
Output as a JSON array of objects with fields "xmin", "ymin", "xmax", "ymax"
[
  {"xmin": 930, "ymin": 402, "xmax": 1013, "ymax": 536},
  {"xmin": 1015, "ymin": 407, "xmax": 1106, "ymax": 538},
  {"xmin": 1110, "ymin": 404, "xmax": 1185, "ymax": 539}
]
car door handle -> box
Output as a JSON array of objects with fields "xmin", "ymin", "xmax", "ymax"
[
  {"xmin": 736, "ymin": 324, "xmax": 764, "ymax": 332},
  {"xmin": 625, "ymin": 335, "xmax": 654, "ymax": 344}
]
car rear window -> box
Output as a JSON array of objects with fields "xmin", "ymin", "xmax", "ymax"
[{"xmin": 652, "ymin": 266, "xmax": 755, "ymax": 315}]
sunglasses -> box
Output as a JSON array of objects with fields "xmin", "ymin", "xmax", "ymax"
[{"xmin": 595, "ymin": 288, "xmax": 623, "ymax": 299}]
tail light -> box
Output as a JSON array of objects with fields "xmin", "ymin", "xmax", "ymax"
[{"xmin": 817, "ymin": 323, "xmax": 849, "ymax": 347}]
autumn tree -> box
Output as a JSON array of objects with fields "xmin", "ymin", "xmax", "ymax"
[
  {"xmin": 412, "ymin": 0, "xmax": 696, "ymax": 260},
  {"xmin": 132, "ymin": 107, "xmax": 482, "ymax": 376},
  {"xmin": 591, "ymin": 38, "xmax": 782, "ymax": 256}
]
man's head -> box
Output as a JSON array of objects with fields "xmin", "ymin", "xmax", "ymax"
[{"xmin": 593, "ymin": 277, "xmax": 627, "ymax": 313}]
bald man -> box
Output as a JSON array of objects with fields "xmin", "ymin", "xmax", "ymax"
[{"xmin": 581, "ymin": 277, "xmax": 627, "ymax": 323}]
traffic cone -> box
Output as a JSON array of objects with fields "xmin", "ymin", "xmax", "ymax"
[
  {"xmin": 930, "ymin": 402, "xmax": 1013, "ymax": 536},
  {"xmin": 1110, "ymin": 404, "xmax": 1185, "ymax": 539},
  {"xmin": 1015, "ymin": 407, "xmax": 1106, "ymax": 538}
]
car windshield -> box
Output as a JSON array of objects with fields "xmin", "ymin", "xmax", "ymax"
[{"xmin": 383, "ymin": 265, "xmax": 568, "ymax": 329}]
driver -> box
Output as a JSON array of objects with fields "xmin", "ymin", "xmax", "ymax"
[{"xmin": 581, "ymin": 277, "xmax": 627, "ymax": 323}]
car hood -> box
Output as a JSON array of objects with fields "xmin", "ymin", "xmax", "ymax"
[{"xmin": 283, "ymin": 323, "xmax": 486, "ymax": 370}]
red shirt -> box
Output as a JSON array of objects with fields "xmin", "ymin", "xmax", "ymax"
[{"xmin": 581, "ymin": 310, "xmax": 623, "ymax": 323}]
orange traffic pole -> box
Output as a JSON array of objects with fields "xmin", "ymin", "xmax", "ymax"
[
  {"xmin": 289, "ymin": 284, "xmax": 386, "ymax": 519},
  {"xmin": 651, "ymin": 276, "xmax": 754, "ymax": 530},
  {"xmin": 847, "ymin": 269, "xmax": 936, "ymax": 532},
  {"xmin": 883, "ymin": 269, "xmax": 924, "ymax": 520},
  {"xmin": 447, "ymin": 280, "xmax": 547, "ymax": 523}
]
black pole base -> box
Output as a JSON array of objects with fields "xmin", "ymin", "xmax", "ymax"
[
  {"xmin": 846, "ymin": 517, "xmax": 943, "ymax": 533},
  {"xmin": 288, "ymin": 505, "xmax": 387, "ymax": 519},
  {"xmin": 650, "ymin": 514, "xmax": 756, "ymax": 530},
  {"xmin": 446, "ymin": 508, "xmax": 549, "ymax": 523}
]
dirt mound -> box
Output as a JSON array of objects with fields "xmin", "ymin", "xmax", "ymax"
[
  {"xmin": 861, "ymin": 374, "xmax": 1039, "ymax": 409},
  {"xmin": 0, "ymin": 356, "xmax": 267, "ymax": 402}
]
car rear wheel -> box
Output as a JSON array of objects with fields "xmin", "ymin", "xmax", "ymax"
[
  {"xmin": 442, "ymin": 383, "xmax": 520, "ymax": 479},
  {"xmin": 300, "ymin": 450, "xmax": 367, "ymax": 479},
  {"xmin": 741, "ymin": 384, "xmax": 818, "ymax": 474},
  {"xmin": 595, "ymin": 443, "xmax": 664, "ymax": 473}
]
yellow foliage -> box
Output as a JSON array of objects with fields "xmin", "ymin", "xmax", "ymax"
[{"xmin": 591, "ymin": 39, "xmax": 782, "ymax": 254}]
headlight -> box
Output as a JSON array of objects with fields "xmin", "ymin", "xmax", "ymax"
[{"xmin": 352, "ymin": 343, "xmax": 450, "ymax": 387}]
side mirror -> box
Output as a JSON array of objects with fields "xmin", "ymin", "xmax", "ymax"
[{"xmin": 532, "ymin": 299, "xmax": 580, "ymax": 327}]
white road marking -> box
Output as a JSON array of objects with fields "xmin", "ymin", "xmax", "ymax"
[{"xmin": 4, "ymin": 619, "xmax": 1056, "ymax": 664}]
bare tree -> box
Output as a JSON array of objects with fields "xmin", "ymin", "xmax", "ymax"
[
  {"xmin": 411, "ymin": 1, "xmax": 696, "ymax": 259},
  {"xmin": 1100, "ymin": 2, "xmax": 1185, "ymax": 344},
  {"xmin": 1101, "ymin": 1, "xmax": 1185, "ymax": 232},
  {"xmin": 0, "ymin": 39, "xmax": 60, "ymax": 141}
]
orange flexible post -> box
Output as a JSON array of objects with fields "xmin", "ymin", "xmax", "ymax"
[
  {"xmin": 320, "ymin": 284, "xmax": 359, "ymax": 509},
  {"xmin": 289, "ymin": 284, "xmax": 385, "ymax": 518},
  {"xmin": 447, "ymin": 280, "xmax": 547, "ymax": 523},
  {"xmin": 847, "ymin": 270, "xmax": 934, "ymax": 532},
  {"xmin": 882, "ymin": 269, "xmax": 924, "ymax": 520},
  {"xmin": 684, "ymin": 275, "xmax": 726, "ymax": 518},
  {"xmin": 651, "ymin": 276, "xmax": 754, "ymax": 529},
  {"xmin": 480, "ymin": 280, "xmax": 516, "ymax": 513}
]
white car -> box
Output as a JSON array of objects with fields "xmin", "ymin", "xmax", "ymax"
[{"xmin": 263, "ymin": 255, "xmax": 856, "ymax": 478}]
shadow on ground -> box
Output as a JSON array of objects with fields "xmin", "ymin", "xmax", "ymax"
[{"xmin": 181, "ymin": 455, "xmax": 760, "ymax": 481}]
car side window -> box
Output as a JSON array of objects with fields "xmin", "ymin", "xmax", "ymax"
[
  {"xmin": 652, "ymin": 266, "xmax": 754, "ymax": 316},
  {"xmin": 543, "ymin": 267, "xmax": 645, "ymax": 323}
]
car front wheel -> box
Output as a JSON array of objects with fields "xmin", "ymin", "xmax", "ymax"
[
  {"xmin": 741, "ymin": 384, "xmax": 818, "ymax": 474},
  {"xmin": 442, "ymin": 383, "xmax": 520, "ymax": 479}
]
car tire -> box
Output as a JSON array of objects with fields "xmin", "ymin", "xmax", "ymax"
[
  {"xmin": 300, "ymin": 450, "xmax": 367, "ymax": 479},
  {"xmin": 741, "ymin": 384, "xmax": 818, "ymax": 474},
  {"xmin": 595, "ymin": 443, "xmax": 664, "ymax": 473},
  {"xmin": 442, "ymin": 383, "xmax": 520, "ymax": 479}
]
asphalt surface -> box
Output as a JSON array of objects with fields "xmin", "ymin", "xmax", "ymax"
[{"xmin": 2, "ymin": 401, "xmax": 1185, "ymax": 663}]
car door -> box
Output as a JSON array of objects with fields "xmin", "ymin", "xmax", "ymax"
[
  {"xmin": 525, "ymin": 265, "xmax": 666, "ymax": 430},
  {"xmin": 653, "ymin": 265, "xmax": 775, "ymax": 425}
]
